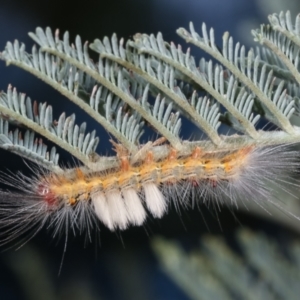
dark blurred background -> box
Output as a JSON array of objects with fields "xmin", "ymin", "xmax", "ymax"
[{"xmin": 0, "ymin": 1, "xmax": 299, "ymax": 299}]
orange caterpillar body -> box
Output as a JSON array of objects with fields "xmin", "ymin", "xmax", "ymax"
[
  {"xmin": 0, "ymin": 142, "xmax": 298, "ymax": 245},
  {"xmin": 19, "ymin": 143, "xmax": 293, "ymax": 233}
]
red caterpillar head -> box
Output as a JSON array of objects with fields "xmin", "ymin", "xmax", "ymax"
[{"xmin": 36, "ymin": 183, "xmax": 58, "ymax": 207}]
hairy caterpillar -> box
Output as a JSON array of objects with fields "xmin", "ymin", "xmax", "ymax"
[{"xmin": 0, "ymin": 139, "xmax": 299, "ymax": 246}]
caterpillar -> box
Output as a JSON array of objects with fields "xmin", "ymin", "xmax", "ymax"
[{"xmin": 0, "ymin": 139, "xmax": 299, "ymax": 246}]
